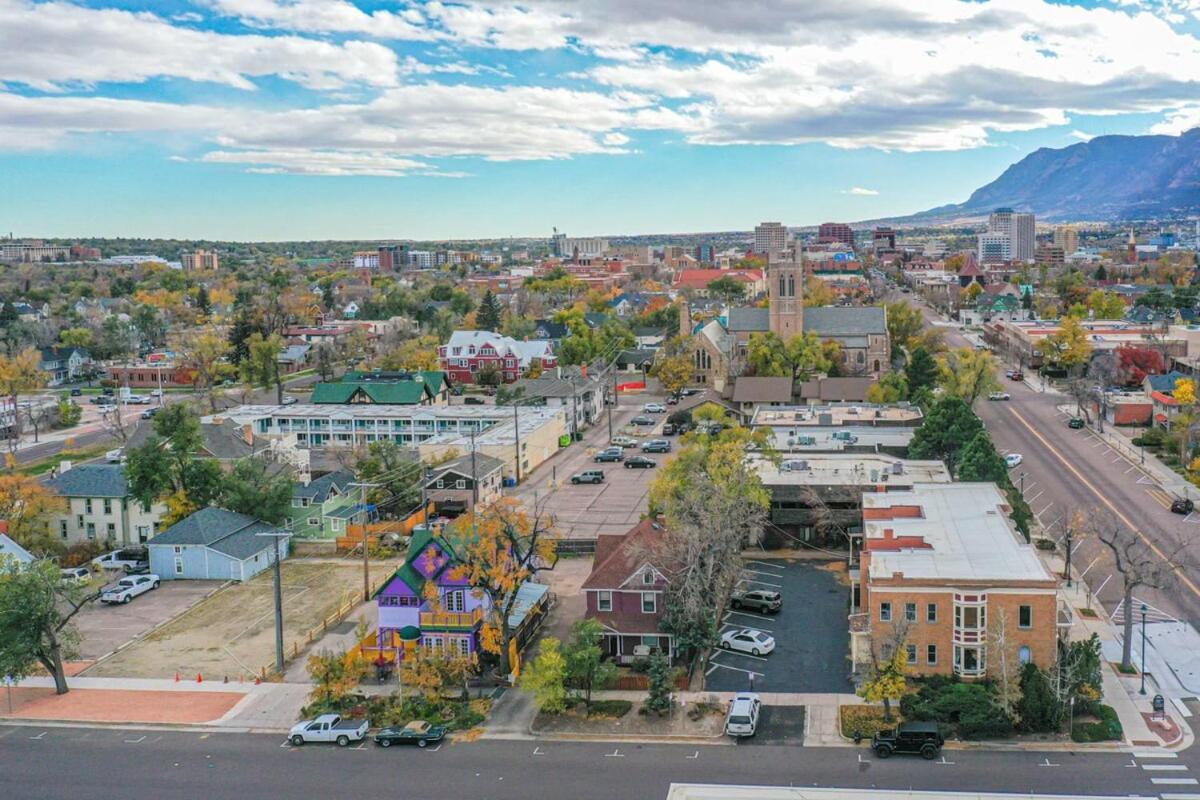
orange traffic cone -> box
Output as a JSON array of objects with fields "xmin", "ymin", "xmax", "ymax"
[
  {"xmin": 196, "ymin": 673, "xmax": 203, "ymax": 683},
  {"xmin": 254, "ymin": 676, "xmax": 262, "ymax": 685},
  {"xmin": 175, "ymin": 672, "xmax": 180, "ymax": 682}
]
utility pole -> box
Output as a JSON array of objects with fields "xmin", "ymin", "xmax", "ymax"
[
  {"xmin": 607, "ymin": 370, "xmax": 615, "ymax": 442},
  {"xmin": 570, "ymin": 375, "xmax": 579, "ymax": 441},
  {"xmin": 470, "ymin": 427, "xmax": 479, "ymax": 508},
  {"xmin": 350, "ymin": 482, "xmax": 379, "ymax": 602},
  {"xmin": 512, "ymin": 400, "xmax": 521, "ymax": 485},
  {"xmin": 255, "ymin": 530, "xmax": 292, "ymax": 676}
]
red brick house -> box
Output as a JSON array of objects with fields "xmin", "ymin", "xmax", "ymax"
[
  {"xmin": 582, "ymin": 517, "xmax": 675, "ymax": 664},
  {"xmin": 438, "ymin": 330, "xmax": 556, "ymax": 385}
]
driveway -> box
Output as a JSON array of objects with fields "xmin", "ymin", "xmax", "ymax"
[
  {"xmin": 706, "ymin": 559, "xmax": 852, "ymax": 694},
  {"xmin": 738, "ymin": 705, "xmax": 806, "ymax": 746},
  {"xmin": 75, "ymin": 579, "xmax": 222, "ymax": 660}
]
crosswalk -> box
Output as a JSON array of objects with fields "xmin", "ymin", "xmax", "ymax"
[
  {"xmin": 1127, "ymin": 748, "xmax": 1199, "ymax": 798},
  {"xmin": 1111, "ymin": 597, "xmax": 1181, "ymax": 627}
]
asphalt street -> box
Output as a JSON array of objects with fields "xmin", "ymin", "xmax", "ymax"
[{"xmin": 0, "ymin": 724, "xmax": 1183, "ymax": 800}]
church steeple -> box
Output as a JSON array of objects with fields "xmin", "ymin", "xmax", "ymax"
[{"xmin": 768, "ymin": 251, "xmax": 803, "ymax": 338}]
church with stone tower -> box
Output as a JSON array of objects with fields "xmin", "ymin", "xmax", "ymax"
[{"xmin": 767, "ymin": 254, "xmax": 803, "ymax": 338}]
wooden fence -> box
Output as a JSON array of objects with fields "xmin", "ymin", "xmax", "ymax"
[
  {"xmin": 610, "ymin": 673, "xmax": 690, "ymax": 691},
  {"xmin": 336, "ymin": 502, "xmax": 433, "ymax": 551}
]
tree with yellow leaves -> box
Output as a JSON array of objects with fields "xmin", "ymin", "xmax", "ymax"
[
  {"xmin": 445, "ymin": 498, "xmax": 560, "ymax": 678},
  {"xmin": 306, "ymin": 646, "xmax": 369, "ymax": 707},
  {"xmin": 651, "ymin": 350, "xmax": 692, "ymax": 397},
  {"xmin": 378, "ymin": 334, "xmax": 441, "ymax": 372},
  {"xmin": 0, "ymin": 347, "xmax": 47, "ymax": 457},
  {"xmin": 804, "ymin": 276, "xmax": 837, "ymax": 307},
  {"xmin": 859, "ymin": 648, "xmax": 908, "ymax": 723},
  {"xmin": 172, "ymin": 329, "xmax": 234, "ymax": 412},
  {"xmin": 1042, "ymin": 316, "xmax": 1092, "ymax": 377},
  {"xmin": 1174, "ymin": 377, "xmax": 1197, "ymax": 406},
  {"xmin": 400, "ymin": 647, "xmax": 476, "ymax": 702},
  {"xmin": 0, "ymin": 473, "xmax": 64, "ymax": 547},
  {"xmin": 937, "ymin": 348, "xmax": 1001, "ymax": 406}
]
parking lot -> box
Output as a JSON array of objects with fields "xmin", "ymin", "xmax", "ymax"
[
  {"xmin": 74, "ymin": 578, "xmax": 221, "ymax": 661},
  {"xmin": 508, "ymin": 397, "xmax": 675, "ymax": 539},
  {"xmin": 706, "ymin": 559, "xmax": 852, "ymax": 694}
]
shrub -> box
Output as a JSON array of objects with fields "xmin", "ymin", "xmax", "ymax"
[
  {"xmin": 899, "ymin": 677, "xmax": 1011, "ymax": 739},
  {"xmin": 588, "ymin": 699, "xmax": 632, "ymax": 718},
  {"xmin": 1017, "ymin": 663, "xmax": 1061, "ymax": 734},
  {"xmin": 1034, "ymin": 538, "xmax": 1057, "ymax": 551},
  {"xmin": 959, "ymin": 708, "xmax": 1013, "ymax": 739},
  {"xmin": 840, "ymin": 705, "xmax": 895, "ymax": 739},
  {"xmin": 1071, "ymin": 704, "xmax": 1123, "ymax": 742}
]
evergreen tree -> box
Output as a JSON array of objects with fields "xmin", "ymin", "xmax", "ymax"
[
  {"xmin": 227, "ymin": 310, "xmax": 262, "ymax": 365},
  {"xmin": 196, "ymin": 284, "xmax": 211, "ymax": 316},
  {"xmin": 643, "ymin": 650, "xmax": 673, "ymax": 716},
  {"xmin": 1094, "ymin": 265, "xmax": 1107, "ymax": 282},
  {"xmin": 955, "ymin": 430, "xmax": 1009, "ymax": 482},
  {"xmin": 907, "ymin": 396, "xmax": 983, "ymax": 474},
  {"xmin": 1016, "ymin": 663, "xmax": 1061, "ymax": 733},
  {"xmin": 476, "ymin": 290, "xmax": 503, "ymax": 332},
  {"xmin": 903, "ymin": 347, "xmax": 938, "ymax": 399}
]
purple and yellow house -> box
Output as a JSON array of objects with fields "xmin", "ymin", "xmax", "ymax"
[{"xmin": 372, "ymin": 528, "xmax": 491, "ymax": 662}]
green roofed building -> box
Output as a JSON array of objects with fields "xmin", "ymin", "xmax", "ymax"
[{"xmin": 310, "ymin": 370, "xmax": 448, "ymax": 407}]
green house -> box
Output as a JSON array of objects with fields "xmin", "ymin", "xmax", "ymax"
[
  {"xmin": 289, "ymin": 470, "xmax": 358, "ymax": 539},
  {"xmin": 310, "ymin": 370, "xmax": 448, "ymax": 406}
]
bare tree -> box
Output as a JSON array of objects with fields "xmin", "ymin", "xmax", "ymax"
[
  {"xmin": 26, "ymin": 400, "xmax": 58, "ymax": 444},
  {"xmin": 1088, "ymin": 352, "xmax": 1119, "ymax": 433},
  {"xmin": 1090, "ymin": 508, "xmax": 1187, "ymax": 672},
  {"xmin": 989, "ymin": 608, "xmax": 1022, "ymax": 722},
  {"xmin": 100, "ymin": 404, "xmax": 131, "ymax": 444}
]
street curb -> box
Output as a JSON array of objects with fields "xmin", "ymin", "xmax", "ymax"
[
  {"xmin": 526, "ymin": 729, "xmax": 731, "ymax": 745},
  {"xmin": 0, "ymin": 717, "xmax": 290, "ymax": 735}
]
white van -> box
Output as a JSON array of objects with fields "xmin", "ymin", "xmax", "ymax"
[{"xmin": 724, "ymin": 692, "xmax": 761, "ymax": 737}]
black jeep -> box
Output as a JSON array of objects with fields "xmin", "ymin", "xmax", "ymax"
[{"xmin": 870, "ymin": 722, "xmax": 944, "ymax": 760}]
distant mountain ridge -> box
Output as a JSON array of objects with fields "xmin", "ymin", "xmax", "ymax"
[{"xmin": 883, "ymin": 128, "xmax": 1200, "ymax": 224}]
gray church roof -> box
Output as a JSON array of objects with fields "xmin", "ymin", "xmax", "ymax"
[
  {"xmin": 727, "ymin": 307, "xmax": 769, "ymax": 332},
  {"xmin": 803, "ymin": 307, "xmax": 887, "ymax": 337}
]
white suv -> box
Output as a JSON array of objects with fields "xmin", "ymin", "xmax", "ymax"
[{"xmin": 724, "ymin": 692, "xmax": 761, "ymax": 737}]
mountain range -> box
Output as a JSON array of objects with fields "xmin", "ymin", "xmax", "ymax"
[{"xmin": 883, "ymin": 128, "xmax": 1200, "ymax": 225}]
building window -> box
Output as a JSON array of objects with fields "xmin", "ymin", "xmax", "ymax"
[
  {"xmin": 1018, "ymin": 605, "xmax": 1032, "ymax": 629},
  {"xmin": 1019, "ymin": 646, "xmax": 1032, "ymax": 664},
  {"xmin": 106, "ymin": 523, "xmax": 115, "ymax": 539},
  {"xmin": 307, "ymin": 517, "xmax": 320, "ymax": 527},
  {"xmin": 59, "ymin": 520, "xmax": 68, "ymax": 539},
  {"xmin": 455, "ymin": 638, "xmax": 470, "ymax": 657},
  {"xmin": 445, "ymin": 591, "xmax": 465, "ymax": 612},
  {"xmin": 86, "ymin": 522, "xmax": 95, "ymax": 539},
  {"xmin": 879, "ymin": 602, "xmax": 892, "ymax": 622},
  {"xmin": 103, "ymin": 499, "xmax": 112, "ymax": 515},
  {"xmin": 905, "ymin": 644, "xmax": 917, "ymax": 665},
  {"xmin": 641, "ymin": 592, "xmax": 656, "ymax": 614},
  {"xmin": 436, "ymin": 479, "xmax": 445, "ymax": 489},
  {"xmin": 174, "ymin": 557, "xmax": 183, "ymax": 575},
  {"xmin": 904, "ymin": 602, "xmax": 917, "ymax": 622},
  {"xmin": 642, "ymin": 571, "xmax": 654, "ymax": 585},
  {"xmin": 455, "ymin": 480, "xmax": 466, "ymax": 489},
  {"xmin": 927, "ymin": 645, "xmax": 938, "ymax": 664},
  {"xmin": 597, "ymin": 591, "xmax": 612, "ymax": 611},
  {"xmin": 84, "ymin": 498, "xmax": 93, "ymax": 514},
  {"xmin": 926, "ymin": 603, "xmax": 937, "ymax": 623},
  {"xmin": 173, "ymin": 545, "xmax": 182, "ymax": 554}
]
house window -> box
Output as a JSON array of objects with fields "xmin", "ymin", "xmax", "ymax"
[
  {"xmin": 445, "ymin": 591, "xmax": 465, "ymax": 612},
  {"xmin": 173, "ymin": 546, "xmax": 182, "ymax": 554},
  {"xmin": 641, "ymin": 592, "xmax": 656, "ymax": 614},
  {"xmin": 927, "ymin": 645, "xmax": 938, "ymax": 665},
  {"xmin": 59, "ymin": 520, "xmax": 67, "ymax": 539},
  {"xmin": 1019, "ymin": 646, "xmax": 1032, "ymax": 664},
  {"xmin": 455, "ymin": 638, "xmax": 470, "ymax": 657},
  {"xmin": 879, "ymin": 602, "xmax": 892, "ymax": 622},
  {"xmin": 927, "ymin": 603, "xmax": 937, "ymax": 623},
  {"xmin": 455, "ymin": 480, "xmax": 466, "ymax": 490},
  {"xmin": 307, "ymin": 517, "xmax": 320, "ymax": 527},
  {"xmin": 642, "ymin": 570, "xmax": 654, "ymax": 585},
  {"xmin": 436, "ymin": 479, "xmax": 445, "ymax": 489},
  {"xmin": 106, "ymin": 523, "xmax": 115, "ymax": 539},
  {"xmin": 84, "ymin": 499, "xmax": 93, "ymax": 514},
  {"xmin": 76, "ymin": 514, "xmax": 84, "ymax": 529},
  {"xmin": 103, "ymin": 499, "xmax": 112, "ymax": 515},
  {"xmin": 905, "ymin": 644, "xmax": 917, "ymax": 665},
  {"xmin": 597, "ymin": 591, "xmax": 612, "ymax": 611},
  {"xmin": 174, "ymin": 557, "xmax": 183, "ymax": 575},
  {"xmin": 86, "ymin": 522, "xmax": 95, "ymax": 540},
  {"xmin": 1018, "ymin": 605, "xmax": 1032, "ymax": 629},
  {"xmin": 904, "ymin": 602, "xmax": 917, "ymax": 622}
]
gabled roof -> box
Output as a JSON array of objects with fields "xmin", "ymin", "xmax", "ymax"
[
  {"xmin": 428, "ymin": 453, "xmax": 504, "ymax": 482},
  {"xmin": 343, "ymin": 370, "xmax": 446, "ymax": 396},
  {"xmin": 46, "ymin": 464, "xmax": 129, "ymax": 498},
  {"xmin": 0, "ymin": 533, "xmax": 33, "ymax": 565},
  {"xmin": 732, "ymin": 376, "xmax": 793, "ymax": 403},
  {"xmin": 311, "ymin": 381, "xmax": 431, "ymax": 405},
  {"xmin": 726, "ymin": 307, "xmax": 770, "ymax": 332},
  {"xmin": 581, "ymin": 517, "xmax": 673, "ymax": 591},
  {"xmin": 148, "ymin": 507, "xmax": 282, "ymax": 561},
  {"xmin": 803, "ymin": 306, "xmax": 887, "ymax": 337},
  {"xmin": 1145, "ymin": 371, "xmax": 1187, "ymax": 393},
  {"xmin": 532, "ymin": 320, "xmax": 569, "ymax": 339},
  {"xmin": 294, "ymin": 469, "xmax": 356, "ymax": 502}
]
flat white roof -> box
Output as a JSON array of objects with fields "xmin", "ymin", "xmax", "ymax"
[
  {"xmin": 863, "ymin": 483, "xmax": 1052, "ymax": 584},
  {"xmin": 751, "ymin": 403, "xmax": 922, "ymax": 428},
  {"xmin": 751, "ymin": 454, "xmax": 950, "ymax": 487},
  {"xmin": 762, "ymin": 425, "xmax": 915, "ymax": 452}
]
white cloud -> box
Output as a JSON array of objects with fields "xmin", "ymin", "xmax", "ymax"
[
  {"xmin": 206, "ymin": 0, "xmax": 433, "ymax": 40},
  {"xmin": 201, "ymin": 148, "xmax": 434, "ymax": 177},
  {"xmin": 0, "ymin": 0, "xmax": 399, "ymax": 91},
  {"xmin": 1151, "ymin": 105, "xmax": 1200, "ymax": 135},
  {"xmin": 844, "ymin": 187, "xmax": 880, "ymax": 196},
  {"xmin": 1070, "ymin": 130, "xmax": 1095, "ymax": 141}
]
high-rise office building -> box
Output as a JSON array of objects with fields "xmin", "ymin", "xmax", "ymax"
[
  {"xmin": 1052, "ymin": 226, "xmax": 1078, "ymax": 255},
  {"xmin": 985, "ymin": 208, "xmax": 1035, "ymax": 262},
  {"xmin": 754, "ymin": 222, "xmax": 789, "ymax": 257},
  {"xmin": 180, "ymin": 249, "xmax": 219, "ymax": 271},
  {"xmin": 817, "ymin": 222, "xmax": 854, "ymax": 246}
]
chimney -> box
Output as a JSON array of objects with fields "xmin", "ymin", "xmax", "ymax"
[
  {"xmin": 882, "ymin": 528, "xmax": 894, "ymax": 541},
  {"xmin": 242, "ymin": 424, "xmax": 254, "ymax": 446}
]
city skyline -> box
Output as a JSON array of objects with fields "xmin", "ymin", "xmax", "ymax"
[{"xmin": 2, "ymin": 0, "xmax": 1200, "ymax": 239}]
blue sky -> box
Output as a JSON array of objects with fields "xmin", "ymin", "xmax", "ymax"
[{"xmin": 1, "ymin": 0, "xmax": 1199, "ymax": 240}]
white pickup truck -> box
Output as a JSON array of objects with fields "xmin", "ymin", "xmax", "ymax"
[
  {"xmin": 289, "ymin": 714, "xmax": 369, "ymax": 747},
  {"xmin": 93, "ymin": 548, "xmax": 149, "ymax": 573},
  {"xmin": 100, "ymin": 574, "xmax": 160, "ymax": 604}
]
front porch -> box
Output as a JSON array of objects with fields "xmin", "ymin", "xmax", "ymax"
[{"xmin": 601, "ymin": 632, "xmax": 674, "ymax": 665}]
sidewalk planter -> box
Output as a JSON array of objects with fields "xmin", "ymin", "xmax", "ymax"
[
  {"xmin": 840, "ymin": 705, "xmax": 897, "ymax": 740},
  {"xmin": 1070, "ymin": 704, "xmax": 1123, "ymax": 743}
]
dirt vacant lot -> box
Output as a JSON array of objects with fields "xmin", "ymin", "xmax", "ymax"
[{"xmin": 87, "ymin": 559, "xmax": 400, "ymax": 680}]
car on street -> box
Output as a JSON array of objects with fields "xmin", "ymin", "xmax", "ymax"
[
  {"xmin": 570, "ymin": 470, "xmax": 605, "ymax": 485},
  {"xmin": 870, "ymin": 722, "xmax": 944, "ymax": 760},
  {"xmin": 1009, "ymin": 371, "xmax": 1024, "ymax": 381},
  {"xmin": 666, "ymin": 395, "xmax": 679, "ymax": 405},
  {"xmin": 629, "ymin": 415, "xmax": 655, "ymax": 426},
  {"xmin": 1004, "ymin": 453, "xmax": 1023, "ymax": 468},
  {"xmin": 100, "ymin": 574, "xmax": 160, "ymax": 604},
  {"xmin": 1172, "ymin": 498, "xmax": 1195, "ymax": 515},
  {"xmin": 281, "ymin": 396, "xmax": 299, "ymax": 405},
  {"xmin": 611, "ymin": 435, "xmax": 638, "ymax": 448},
  {"xmin": 643, "ymin": 403, "xmax": 666, "ymax": 413},
  {"xmin": 730, "ymin": 589, "xmax": 782, "ymax": 613},
  {"xmin": 987, "ymin": 392, "xmax": 1010, "ymax": 401},
  {"xmin": 125, "ymin": 395, "xmax": 151, "ymax": 405},
  {"xmin": 641, "ymin": 439, "xmax": 670, "ymax": 453},
  {"xmin": 625, "ymin": 456, "xmax": 656, "ymax": 469},
  {"xmin": 719, "ymin": 628, "xmax": 775, "ymax": 656},
  {"xmin": 69, "ymin": 388, "xmax": 82, "ymax": 396},
  {"xmin": 289, "ymin": 714, "xmax": 369, "ymax": 747},
  {"xmin": 463, "ymin": 396, "xmax": 486, "ymax": 405},
  {"xmin": 91, "ymin": 396, "xmax": 115, "ymax": 406},
  {"xmin": 141, "ymin": 407, "xmax": 160, "ymax": 419},
  {"xmin": 594, "ymin": 447, "xmax": 624, "ymax": 463},
  {"xmin": 106, "ymin": 448, "xmax": 125, "ymax": 464},
  {"xmin": 1068, "ymin": 417, "xmax": 1085, "ymax": 429},
  {"xmin": 680, "ymin": 388, "xmax": 700, "ymax": 397},
  {"xmin": 724, "ymin": 692, "xmax": 761, "ymax": 738},
  {"xmin": 59, "ymin": 566, "xmax": 92, "ymax": 585},
  {"xmin": 93, "ymin": 548, "xmax": 149, "ymax": 573},
  {"xmin": 374, "ymin": 720, "xmax": 446, "ymax": 748},
  {"xmin": 150, "ymin": 389, "xmax": 164, "ymax": 397}
]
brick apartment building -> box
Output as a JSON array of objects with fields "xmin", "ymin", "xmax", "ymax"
[
  {"xmin": 850, "ymin": 483, "xmax": 1063, "ymax": 679},
  {"xmin": 438, "ymin": 330, "xmax": 556, "ymax": 384}
]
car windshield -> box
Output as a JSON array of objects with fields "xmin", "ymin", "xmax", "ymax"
[{"xmin": 729, "ymin": 715, "xmax": 751, "ymax": 725}]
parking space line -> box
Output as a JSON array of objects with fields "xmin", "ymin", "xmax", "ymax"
[
  {"xmin": 743, "ymin": 568, "xmax": 783, "ymax": 577},
  {"xmin": 713, "ymin": 648, "xmax": 770, "ymax": 663},
  {"xmin": 721, "ymin": 621, "xmax": 772, "ymax": 633},
  {"xmin": 1026, "ymin": 491, "xmax": 1044, "ymax": 504},
  {"xmin": 1152, "ymin": 778, "xmax": 1200, "ymax": 785},
  {"xmin": 738, "ymin": 578, "xmax": 782, "ymax": 588},
  {"xmin": 725, "ymin": 609, "xmax": 777, "ymax": 623},
  {"xmin": 707, "ymin": 661, "xmax": 760, "ymax": 676},
  {"xmin": 744, "ymin": 560, "xmax": 784, "ymax": 571}
]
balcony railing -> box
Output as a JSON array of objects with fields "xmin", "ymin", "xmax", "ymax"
[{"xmin": 420, "ymin": 607, "xmax": 483, "ymax": 629}]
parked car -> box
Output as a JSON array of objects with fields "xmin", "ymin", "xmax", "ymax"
[
  {"xmin": 1171, "ymin": 498, "xmax": 1195, "ymax": 515},
  {"xmin": 59, "ymin": 566, "xmax": 92, "ymax": 585},
  {"xmin": 281, "ymin": 396, "xmax": 299, "ymax": 406},
  {"xmin": 125, "ymin": 395, "xmax": 151, "ymax": 405},
  {"xmin": 629, "ymin": 415, "xmax": 655, "ymax": 426},
  {"xmin": 69, "ymin": 388, "xmax": 82, "ymax": 397},
  {"xmin": 464, "ymin": 396, "xmax": 486, "ymax": 405},
  {"xmin": 641, "ymin": 439, "xmax": 670, "ymax": 453},
  {"xmin": 594, "ymin": 447, "xmax": 624, "ymax": 463},
  {"xmin": 1009, "ymin": 371, "xmax": 1024, "ymax": 381},
  {"xmin": 91, "ymin": 396, "xmax": 115, "ymax": 406},
  {"xmin": 93, "ymin": 548, "xmax": 149, "ymax": 572},
  {"xmin": 1068, "ymin": 417, "xmax": 1085, "ymax": 429},
  {"xmin": 1004, "ymin": 453, "xmax": 1023, "ymax": 468},
  {"xmin": 680, "ymin": 388, "xmax": 699, "ymax": 397},
  {"xmin": 374, "ymin": 720, "xmax": 446, "ymax": 748},
  {"xmin": 100, "ymin": 574, "xmax": 160, "ymax": 604},
  {"xmin": 643, "ymin": 403, "xmax": 667, "ymax": 414},
  {"xmin": 625, "ymin": 456, "xmax": 657, "ymax": 469},
  {"xmin": 571, "ymin": 470, "xmax": 605, "ymax": 485},
  {"xmin": 730, "ymin": 589, "xmax": 782, "ymax": 614},
  {"xmin": 289, "ymin": 714, "xmax": 369, "ymax": 747},
  {"xmin": 150, "ymin": 389, "xmax": 164, "ymax": 397},
  {"xmin": 105, "ymin": 448, "xmax": 125, "ymax": 464},
  {"xmin": 611, "ymin": 435, "xmax": 638, "ymax": 448},
  {"xmin": 724, "ymin": 692, "xmax": 761, "ymax": 738},
  {"xmin": 987, "ymin": 392, "xmax": 1010, "ymax": 401},
  {"xmin": 141, "ymin": 407, "xmax": 160, "ymax": 419},
  {"xmin": 870, "ymin": 722, "xmax": 944, "ymax": 760},
  {"xmin": 666, "ymin": 395, "xmax": 679, "ymax": 406},
  {"xmin": 719, "ymin": 628, "xmax": 775, "ymax": 656},
  {"xmin": 662, "ymin": 423, "xmax": 677, "ymax": 436}
]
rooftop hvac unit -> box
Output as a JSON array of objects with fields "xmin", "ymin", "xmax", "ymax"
[{"xmin": 892, "ymin": 462, "xmax": 903, "ymax": 475}]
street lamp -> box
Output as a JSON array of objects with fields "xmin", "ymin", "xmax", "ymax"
[
  {"xmin": 1064, "ymin": 526, "xmax": 1073, "ymax": 588},
  {"xmin": 256, "ymin": 530, "xmax": 293, "ymax": 677},
  {"xmin": 1019, "ymin": 472, "xmax": 1027, "ymax": 496},
  {"xmin": 1139, "ymin": 603, "xmax": 1149, "ymax": 695}
]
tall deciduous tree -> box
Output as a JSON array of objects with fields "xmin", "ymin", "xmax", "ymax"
[
  {"xmin": 0, "ymin": 474, "xmax": 64, "ymax": 547},
  {"xmin": 938, "ymin": 347, "xmax": 1000, "ymax": 406},
  {"xmin": 173, "ymin": 329, "xmax": 234, "ymax": 412},
  {"xmin": 0, "ymin": 560, "xmax": 94, "ymax": 694},
  {"xmin": 746, "ymin": 331, "xmax": 833, "ymax": 383},
  {"xmin": 521, "ymin": 637, "xmax": 567, "ymax": 713},
  {"xmin": 652, "ymin": 350, "xmax": 692, "ymax": 397},
  {"xmin": 0, "ymin": 347, "xmax": 47, "ymax": 454},
  {"xmin": 884, "ymin": 300, "xmax": 924, "ymax": 358},
  {"xmin": 563, "ymin": 618, "xmax": 619, "ymax": 713},
  {"xmin": 242, "ymin": 332, "xmax": 286, "ymax": 404},
  {"xmin": 219, "ymin": 457, "xmax": 294, "ymax": 525},
  {"xmin": 1043, "ymin": 316, "xmax": 1092, "ymax": 376}
]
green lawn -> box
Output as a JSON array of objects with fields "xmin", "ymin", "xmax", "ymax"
[{"xmin": 20, "ymin": 443, "xmax": 113, "ymax": 476}]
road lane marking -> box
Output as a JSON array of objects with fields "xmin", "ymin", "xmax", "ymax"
[
  {"xmin": 1005, "ymin": 406, "xmax": 1200, "ymax": 601},
  {"xmin": 706, "ymin": 661, "xmax": 761, "ymax": 676},
  {"xmin": 1128, "ymin": 750, "xmax": 1178, "ymax": 758},
  {"xmin": 1152, "ymin": 778, "xmax": 1199, "ymax": 785},
  {"xmin": 1143, "ymin": 764, "xmax": 1188, "ymax": 771},
  {"xmin": 1159, "ymin": 794, "xmax": 1200, "ymax": 799},
  {"xmin": 1039, "ymin": 758, "xmax": 1059, "ymax": 767},
  {"xmin": 533, "ymin": 747, "xmax": 545, "ymax": 755},
  {"xmin": 712, "ymin": 648, "xmax": 770, "ymax": 662},
  {"xmin": 687, "ymin": 751, "xmax": 700, "ymax": 759},
  {"xmin": 28, "ymin": 732, "xmax": 46, "ymax": 740},
  {"xmin": 124, "ymin": 735, "xmax": 146, "ymax": 744},
  {"xmin": 605, "ymin": 749, "xmax": 625, "ymax": 757},
  {"xmin": 722, "ymin": 621, "xmax": 773, "ymax": 633},
  {"xmin": 1027, "ymin": 491, "xmax": 1044, "ymax": 504}
]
